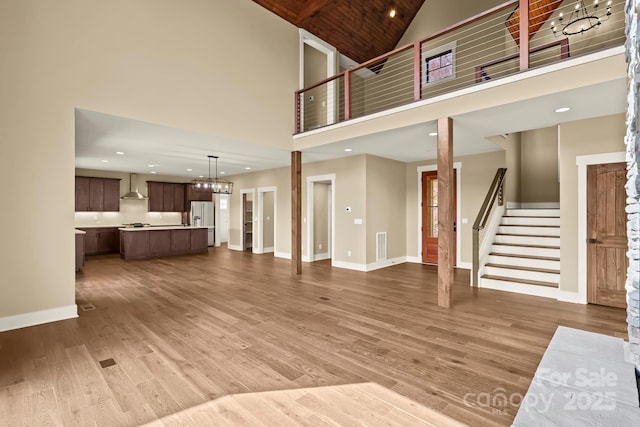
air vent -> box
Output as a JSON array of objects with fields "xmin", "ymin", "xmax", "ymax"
[{"xmin": 376, "ymin": 232, "xmax": 387, "ymax": 261}]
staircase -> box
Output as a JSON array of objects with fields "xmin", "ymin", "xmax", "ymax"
[{"xmin": 480, "ymin": 208, "xmax": 560, "ymax": 298}]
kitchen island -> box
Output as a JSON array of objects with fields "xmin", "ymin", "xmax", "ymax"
[{"xmin": 119, "ymin": 226, "xmax": 209, "ymax": 260}]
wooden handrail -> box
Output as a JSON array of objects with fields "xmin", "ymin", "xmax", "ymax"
[{"xmin": 472, "ymin": 168, "xmax": 507, "ymax": 287}]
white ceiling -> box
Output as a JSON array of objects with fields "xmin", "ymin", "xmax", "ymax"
[{"xmin": 75, "ymin": 77, "xmax": 626, "ymax": 177}]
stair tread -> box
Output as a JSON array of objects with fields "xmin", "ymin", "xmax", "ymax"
[
  {"xmin": 489, "ymin": 252, "xmax": 560, "ymax": 261},
  {"xmin": 493, "ymin": 243, "xmax": 560, "ymax": 249},
  {"xmin": 502, "ymin": 216, "xmax": 560, "ymax": 218},
  {"xmin": 496, "ymin": 233, "xmax": 559, "ymax": 238},
  {"xmin": 481, "ymin": 274, "xmax": 559, "ymax": 288},
  {"xmin": 499, "ymin": 224, "xmax": 559, "ymax": 228},
  {"xmin": 485, "ymin": 263, "xmax": 560, "ymax": 274}
]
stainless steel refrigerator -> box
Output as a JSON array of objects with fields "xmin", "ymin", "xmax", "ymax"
[{"xmin": 190, "ymin": 201, "xmax": 214, "ymax": 246}]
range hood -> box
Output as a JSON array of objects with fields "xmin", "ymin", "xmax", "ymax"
[{"xmin": 121, "ymin": 173, "xmax": 148, "ymax": 200}]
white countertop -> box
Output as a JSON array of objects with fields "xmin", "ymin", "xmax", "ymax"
[
  {"xmin": 75, "ymin": 229, "xmax": 86, "ymax": 235},
  {"xmin": 118, "ymin": 226, "xmax": 209, "ymax": 232}
]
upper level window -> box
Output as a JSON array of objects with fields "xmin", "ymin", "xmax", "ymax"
[
  {"xmin": 425, "ymin": 50, "xmax": 453, "ymax": 83},
  {"xmin": 422, "ymin": 41, "xmax": 456, "ymax": 85}
]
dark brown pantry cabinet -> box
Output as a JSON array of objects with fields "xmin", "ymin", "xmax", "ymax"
[
  {"xmin": 75, "ymin": 177, "xmax": 121, "ymax": 212},
  {"xmin": 77, "ymin": 227, "xmax": 120, "ymax": 255}
]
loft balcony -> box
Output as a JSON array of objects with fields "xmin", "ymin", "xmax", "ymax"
[{"xmin": 294, "ymin": 0, "xmax": 625, "ymax": 135}]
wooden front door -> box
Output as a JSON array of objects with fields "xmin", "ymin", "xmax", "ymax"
[
  {"xmin": 587, "ymin": 162, "xmax": 628, "ymax": 308},
  {"xmin": 422, "ymin": 170, "xmax": 456, "ymax": 264}
]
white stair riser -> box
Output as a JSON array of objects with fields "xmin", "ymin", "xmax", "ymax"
[
  {"xmin": 495, "ymin": 235, "xmax": 560, "ymax": 246},
  {"xmin": 501, "ymin": 217, "xmax": 561, "ymax": 226},
  {"xmin": 479, "ymin": 278, "xmax": 558, "ymax": 299},
  {"xmin": 505, "ymin": 209, "xmax": 560, "ymax": 217},
  {"xmin": 484, "ymin": 266, "xmax": 560, "ymax": 283},
  {"xmin": 487, "ymin": 255, "xmax": 560, "ymax": 270},
  {"xmin": 498, "ymin": 226, "xmax": 560, "ymax": 236},
  {"xmin": 491, "ymin": 245, "xmax": 560, "ymax": 258}
]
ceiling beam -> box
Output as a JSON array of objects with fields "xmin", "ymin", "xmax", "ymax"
[{"xmin": 295, "ymin": 0, "xmax": 332, "ymax": 25}]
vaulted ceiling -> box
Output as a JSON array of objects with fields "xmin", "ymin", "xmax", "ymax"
[{"xmin": 252, "ymin": 0, "xmax": 426, "ymax": 64}]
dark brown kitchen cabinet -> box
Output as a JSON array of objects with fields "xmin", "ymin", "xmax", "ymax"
[
  {"xmin": 120, "ymin": 228, "xmax": 207, "ymax": 260},
  {"xmin": 170, "ymin": 229, "xmax": 191, "ymax": 253},
  {"xmin": 75, "ymin": 177, "xmax": 120, "ymax": 212},
  {"xmin": 186, "ymin": 184, "xmax": 212, "ymax": 202},
  {"xmin": 149, "ymin": 230, "xmax": 171, "ymax": 257},
  {"xmin": 78, "ymin": 227, "xmax": 120, "ymax": 255},
  {"xmin": 147, "ymin": 182, "xmax": 186, "ymax": 212}
]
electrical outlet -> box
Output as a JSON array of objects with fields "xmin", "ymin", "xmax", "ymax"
[
  {"xmin": 318, "ymin": 243, "xmax": 322, "ymax": 250},
  {"xmin": 347, "ymin": 250, "xmax": 352, "ymax": 257}
]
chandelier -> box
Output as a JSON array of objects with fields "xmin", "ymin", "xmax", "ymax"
[
  {"xmin": 552, "ymin": 0, "xmax": 612, "ymax": 36},
  {"xmin": 191, "ymin": 155, "xmax": 233, "ymax": 194}
]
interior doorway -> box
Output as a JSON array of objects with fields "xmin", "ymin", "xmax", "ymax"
[
  {"xmin": 242, "ymin": 192, "xmax": 253, "ymax": 251},
  {"xmin": 587, "ymin": 162, "xmax": 627, "ymax": 308},
  {"xmin": 216, "ymin": 194, "xmax": 230, "ymax": 246},
  {"xmin": 306, "ymin": 174, "xmax": 336, "ymax": 263}
]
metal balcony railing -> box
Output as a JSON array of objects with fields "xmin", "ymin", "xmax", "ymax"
[{"xmin": 294, "ymin": 0, "xmax": 625, "ymax": 134}]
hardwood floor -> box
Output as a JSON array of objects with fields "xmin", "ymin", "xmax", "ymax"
[{"xmin": 0, "ymin": 248, "xmax": 627, "ymax": 426}]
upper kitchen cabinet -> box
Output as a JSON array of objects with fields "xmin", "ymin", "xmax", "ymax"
[
  {"xmin": 186, "ymin": 184, "xmax": 212, "ymax": 202},
  {"xmin": 147, "ymin": 182, "xmax": 186, "ymax": 212},
  {"xmin": 75, "ymin": 177, "xmax": 121, "ymax": 212}
]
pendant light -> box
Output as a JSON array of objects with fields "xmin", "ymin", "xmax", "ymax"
[{"xmin": 190, "ymin": 155, "xmax": 233, "ymax": 194}]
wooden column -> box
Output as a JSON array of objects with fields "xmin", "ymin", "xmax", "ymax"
[
  {"xmin": 519, "ymin": 0, "xmax": 529, "ymax": 71},
  {"xmin": 437, "ymin": 117, "xmax": 454, "ymax": 308},
  {"xmin": 291, "ymin": 151, "xmax": 302, "ymax": 274}
]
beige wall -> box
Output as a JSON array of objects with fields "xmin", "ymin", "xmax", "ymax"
[
  {"xmin": 0, "ymin": 0, "xmax": 298, "ymax": 321},
  {"xmin": 366, "ymin": 155, "xmax": 407, "ymax": 264},
  {"xmin": 489, "ymin": 133, "xmax": 522, "ymax": 204},
  {"xmin": 263, "ymin": 191, "xmax": 275, "ymax": 250},
  {"xmin": 406, "ymin": 150, "xmax": 506, "ymax": 265},
  {"xmin": 313, "ymin": 183, "xmax": 330, "ymax": 256},
  {"xmin": 303, "ymin": 44, "xmax": 329, "ymax": 130},
  {"xmin": 520, "ymin": 126, "xmax": 560, "ymax": 203},
  {"xmin": 558, "ymin": 113, "xmax": 626, "ymax": 292}
]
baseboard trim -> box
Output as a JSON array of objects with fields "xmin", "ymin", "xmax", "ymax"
[
  {"xmin": 274, "ymin": 251, "xmax": 291, "ymax": 260},
  {"xmin": 557, "ymin": 290, "xmax": 587, "ymax": 304},
  {"xmin": 227, "ymin": 244, "xmax": 243, "ymax": 251},
  {"xmin": 0, "ymin": 304, "xmax": 78, "ymax": 333},
  {"xmin": 332, "ymin": 260, "xmax": 367, "ymax": 271},
  {"xmin": 263, "ymin": 247, "xmax": 274, "ymax": 253},
  {"xmin": 313, "ymin": 253, "xmax": 330, "ymax": 261},
  {"xmin": 457, "ymin": 262, "xmax": 472, "ymax": 270},
  {"xmin": 366, "ymin": 257, "xmax": 407, "ymax": 271},
  {"xmin": 406, "ymin": 256, "xmax": 422, "ymax": 263},
  {"xmin": 479, "ymin": 279, "xmax": 558, "ymax": 299},
  {"xmin": 507, "ymin": 202, "xmax": 560, "ymax": 209}
]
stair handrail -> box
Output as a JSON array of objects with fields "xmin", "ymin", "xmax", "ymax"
[{"xmin": 472, "ymin": 168, "xmax": 507, "ymax": 287}]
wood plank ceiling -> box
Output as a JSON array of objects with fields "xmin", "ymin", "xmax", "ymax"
[{"xmin": 252, "ymin": 0, "xmax": 426, "ymax": 64}]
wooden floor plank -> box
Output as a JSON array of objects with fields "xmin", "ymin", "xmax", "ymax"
[{"xmin": 0, "ymin": 247, "xmax": 627, "ymax": 426}]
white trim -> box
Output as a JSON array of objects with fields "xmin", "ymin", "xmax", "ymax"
[
  {"xmin": 256, "ymin": 186, "xmax": 277, "ymax": 256},
  {"xmin": 406, "ymin": 256, "xmax": 422, "ymax": 263},
  {"xmin": 0, "ymin": 305, "xmax": 78, "ymax": 333},
  {"xmin": 294, "ymin": 46, "xmax": 624, "ymax": 140},
  {"xmin": 417, "ymin": 163, "xmax": 462, "ymax": 267},
  {"xmin": 576, "ymin": 151, "xmax": 626, "ymax": 305},
  {"xmin": 332, "ymin": 260, "xmax": 367, "ymax": 271},
  {"xmin": 557, "ymin": 290, "xmax": 587, "ymax": 304},
  {"xmin": 306, "ymin": 174, "xmax": 336, "ymax": 266},
  {"xmin": 457, "ymin": 262, "xmax": 472, "ymax": 270},
  {"xmin": 263, "ymin": 246, "xmax": 274, "ymax": 253},
  {"xmin": 275, "ymin": 251, "xmax": 291, "ymax": 260},
  {"xmin": 479, "ymin": 279, "xmax": 559, "ymax": 299},
  {"xmin": 366, "ymin": 256, "xmax": 407, "ymax": 271},
  {"xmin": 228, "ymin": 244, "xmax": 243, "ymax": 251},
  {"xmin": 507, "ymin": 202, "xmax": 560, "ymax": 209},
  {"xmin": 476, "ymin": 204, "xmax": 506, "ymax": 286},
  {"xmin": 313, "ymin": 252, "xmax": 330, "ymax": 261}
]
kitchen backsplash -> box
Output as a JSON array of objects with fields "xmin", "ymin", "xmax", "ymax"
[{"xmin": 74, "ymin": 199, "xmax": 183, "ymax": 227}]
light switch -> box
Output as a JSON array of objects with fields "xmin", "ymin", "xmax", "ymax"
[
  {"xmin": 462, "ymin": 218, "xmax": 468, "ymax": 224},
  {"xmin": 354, "ymin": 218, "xmax": 363, "ymax": 225}
]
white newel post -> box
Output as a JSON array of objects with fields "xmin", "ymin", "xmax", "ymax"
[{"xmin": 625, "ymin": 0, "xmax": 640, "ymax": 372}]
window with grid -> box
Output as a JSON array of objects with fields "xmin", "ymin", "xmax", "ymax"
[{"xmin": 425, "ymin": 50, "xmax": 453, "ymax": 84}]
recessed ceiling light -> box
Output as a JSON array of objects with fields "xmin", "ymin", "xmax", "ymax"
[
  {"xmin": 101, "ymin": 159, "xmax": 109, "ymax": 163},
  {"xmin": 150, "ymin": 171, "xmax": 157, "ymax": 174},
  {"xmin": 115, "ymin": 151, "xmax": 125, "ymax": 155},
  {"xmin": 186, "ymin": 168, "xmax": 193, "ymax": 172},
  {"xmin": 344, "ymin": 148, "xmax": 353, "ymax": 152},
  {"xmin": 389, "ymin": 8, "xmax": 396, "ymax": 18},
  {"xmin": 555, "ymin": 107, "xmax": 571, "ymax": 113},
  {"xmin": 245, "ymin": 167, "xmax": 251, "ymax": 170},
  {"xmin": 198, "ymin": 175, "xmax": 204, "ymax": 178},
  {"xmin": 147, "ymin": 164, "xmax": 158, "ymax": 168},
  {"xmin": 220, "ymin": 171, "xmax": 226, "ymax": 175},
  {"xmin": 429, "ymin": 132, "xmax": 437, "ymax": 136}
]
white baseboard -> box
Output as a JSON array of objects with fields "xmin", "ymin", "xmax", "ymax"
[
  {"xmin": 507, "ymin": 202, "xmax": 560, "ymax": 209},
  {"xmin": 0, "ymin": 304, "xmax": 78, "ymax": 333},
  {"xmin": 557, "ymin": 290, "xmax": 587, "ymax": 304},
  {"xmin": 274, "ymin": 251, "xmax": 291, "ymax": 260},
  {"xmin": 313, "ymin": 252, "xmax": 330, "ymax": 261},
  {"xmin": 479, "ymin": 279, "xmax": 558, "ymax": 299},
  {"xmin": 263, "ymin": 247, "xmax": 274, "ymax": 253},
  {"xmin": 332, "ymin": 260, "xmax": 367, "ymax": 271},
  {"xmin": 302, "ymin": 255, "xmax": 311, "ymax": 262},
  {"xmin": 366, "ymin": 256, "xmax": 407, "ymax": 271},
  {"xmin": 457, "ymin": 262, "xmax": 472, "ymax": 270},
  {"xmin": 406, "ymin": 256, "xmax": 422, "ymax": 263},
  {"xmin": 228, "ymin": 244, "xmax": 243, "ymax": 251}
]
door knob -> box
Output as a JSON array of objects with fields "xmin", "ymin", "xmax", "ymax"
[{"xmin": 587, "ymin": 238, "xmax": 598, "ymax": 244}]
